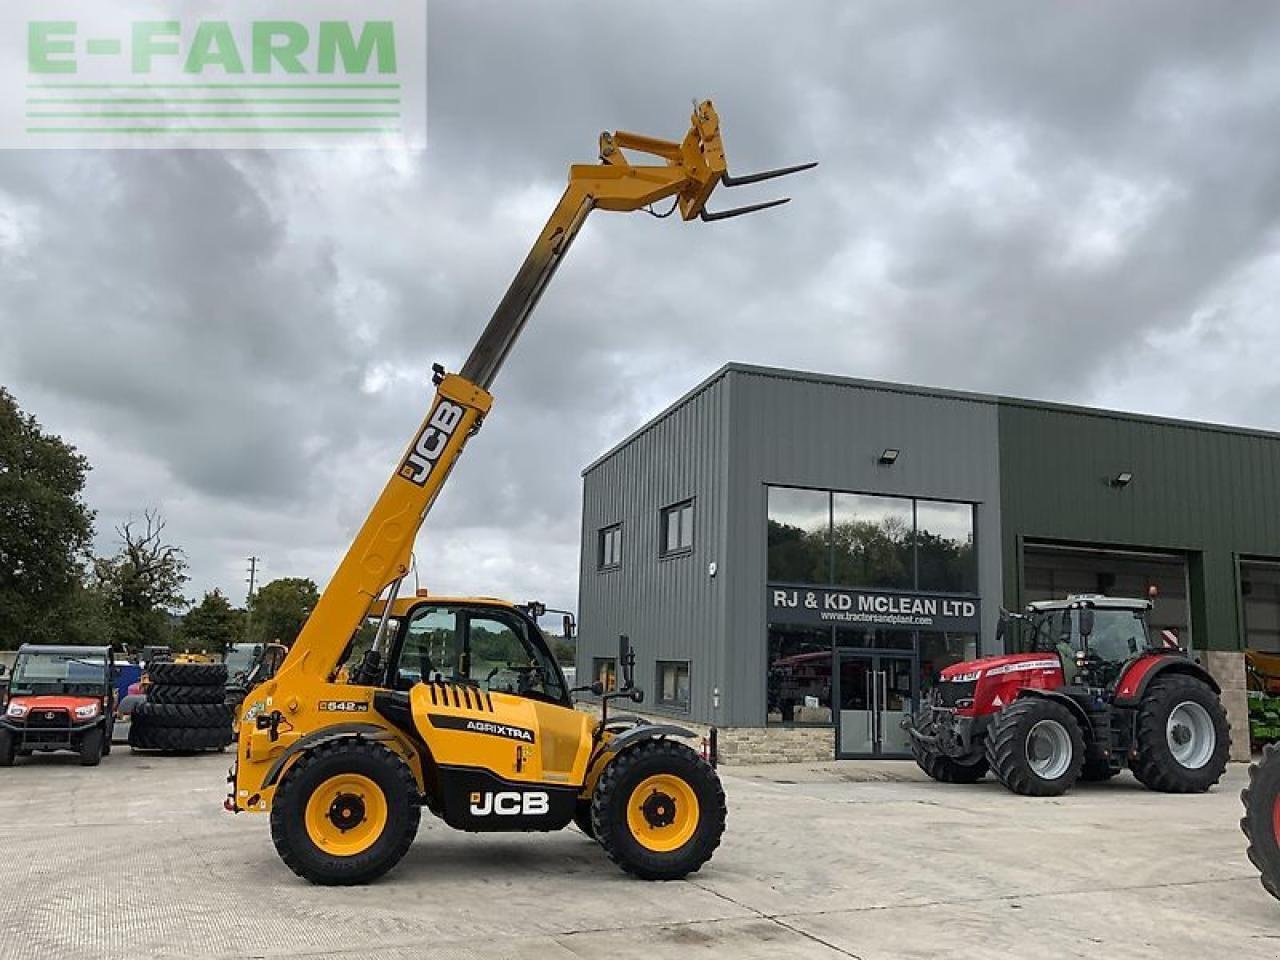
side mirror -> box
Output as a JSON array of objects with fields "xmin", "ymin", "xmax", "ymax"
[
  {"xmin": 1078, "ymin": 606, "xmax": 1095, "ymax": 640},
  {"xmin": 994, "ymin": 618, "xmax": 1006, "ymax": 648},
  {"xmin": 562, "ymin": 614, "xmax": 576, "ymax": 640},
  {"xmin": 618, "ymin": 634, "xmax": 636, "ymax": 692}
]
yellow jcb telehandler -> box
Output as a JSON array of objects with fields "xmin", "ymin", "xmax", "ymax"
[{"xmin": 226, "ymin": 101, "xmax": 814, "ymax": 885}]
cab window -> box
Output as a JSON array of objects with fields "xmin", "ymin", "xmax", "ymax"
[
  {"xmin": 397, "ymin": 607, "xmax": 461, "ymax": 689},
  {"xmin": 468, "ymin": 612, "xmax": 565, "ymax": 703}
]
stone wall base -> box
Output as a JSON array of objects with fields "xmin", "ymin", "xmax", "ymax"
[
  {"xmin": 574, "ymin": 703, "xmax": 834, "ymax": 764},
  {"xmin": 1203, "ymin": 650, "xmax": 1250, "ymax": 762}
]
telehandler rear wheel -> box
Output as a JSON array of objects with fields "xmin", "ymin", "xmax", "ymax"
[
  {"xmin": 591, "ymin": 739, "xmax": 725, "ymax": 880},
  {"xmin": 270, "ymin": 739, "xmax": 420, "ymax": 886}
]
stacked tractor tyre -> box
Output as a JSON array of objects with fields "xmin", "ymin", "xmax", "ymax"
[{"xmin": 130, "ymin": 661, "xmax": 235, "ymax": 753}]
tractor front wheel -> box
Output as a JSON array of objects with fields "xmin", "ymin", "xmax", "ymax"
[
  {"xmin": 1131, "ymin": 675, "xmax": 1230, "ymax": 793},
  {"xmin": 911, "ymin": 732, "xmax": 988, "ymax": 784},
  {"xmin": 986, "ymin": 698, "xmax": 1085, "ymax": 797},
  {"xmin": 1241, "ymin": 742, "xmax": 1280, "ymax": 902},
  {"xmin": 591, "ymin": 739, "xmax": 726, "ymax": 880},
  {"xmin": 270, "ymin": 739, "xmax": 420, "ymax": 885}
]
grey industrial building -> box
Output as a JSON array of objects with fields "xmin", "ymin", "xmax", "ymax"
[{"xmin": 576, "ymin": 364, "xmax": 1278, "ymax": 763}]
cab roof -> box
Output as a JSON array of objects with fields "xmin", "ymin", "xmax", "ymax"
[
  {"xmin": 16, "ymin": 644, "xmax": 112, "ymax": 657},
  {"xmin": 377, "ymin": 594, "xmax": 519, "ymax": 617},
  {"xmin": 1026, "ymin": 595, "xmax": 1152, "ymax": 612}
]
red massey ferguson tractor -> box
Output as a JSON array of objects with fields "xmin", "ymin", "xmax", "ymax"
[{"xmin": 906, "ymin": 596, "xmax": 1230, "ymax": 796}]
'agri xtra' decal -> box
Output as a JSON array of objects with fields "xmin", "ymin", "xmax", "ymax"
[
  {"xmin": 428, "ymin": 713, "xmax": 534, "ymax": 743},
  {"xmin": 399, "ymin": 399, "xmax": 465, "ymax": 486}
]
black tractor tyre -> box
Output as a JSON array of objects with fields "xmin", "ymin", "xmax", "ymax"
[
  {"xmin": 0, "ymin": 730, "xmax": 14, "ymax": 767},
  {"xmin": 148, "ymin": 684, "xmax": 227, "ymax": 705},
  {"xmin": 911, "ymin": 733, "xmax": 988, "ymax": 784},
  {"xmin": 270, "ymin": 739, "xmax": 420, "ymax": 886},
  {"xmin": 572, "ymin": 800, "xmax": 596, "ymax": 839},
  {"xmin": 79, "ymin": 728, "xmax": 104, "ymax": 766},
  {"xmin": 1080, "ymin": 755, "xmax": 1119, "ymax": 782},
  {"xmin": 146, "ymin": 662, "xmax": 227, "ymax": 686},
  {"xmin": 133, "ymin": 701, "xmax": 234, "ymax": 729},
  {"xmin": 985, "ymin": 698, "xmax": 1086, "ymax": 797},
  {"xmin": 1130, "ymin": 675, "xmax": 1230, "ymax": 794},
  {"xmin": 591, "ymin": 739, "xmax": 726, "ymax": 881},
  {"xmin": 1241, "ymin": 742, "xmax": 1280, "ymax": 902},
  {"xmin": 129, "ymin": 722, "xmax": 232, "ymax": 752}
]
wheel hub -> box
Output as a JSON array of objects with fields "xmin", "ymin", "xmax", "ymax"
[
  {"xmin": 641, "ymin": 791, "xmax": 677, "ymax": 828},
  {"xmin": 1170, "ymin": 724, "xmax": 1191, "ymax": 746},
  {"xmin": 1166, "ymin": 700, "xmax": 1215, "ymax": 769},
  {"xmin": 327, "ymin": 792, "xmax": 366, "ymax": 832}
]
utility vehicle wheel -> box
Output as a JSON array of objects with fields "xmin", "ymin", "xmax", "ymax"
[
  {"xmin": 1080, "ymin": 755, "xmax": 1118, "ymax": 782},
  {"xmin": 79, "ymin": 728, "xmax": 104, "ymax": 767},
  {"xmin": 986, "ymin": 698, "xmax": 1085, "ymax": 797},
  {"xmin": 270, "ymin": 739, "xmax": 420, "ymax": 886},
  {"xmin": 911, "ymin": 731, "xmax": 988, "ymax": 783},
  {"xmin": 1131, "ymin": 675, "xmax": 1230, "ymax": 794},
  {"xmin": 1241, "ymin": 742, "xmax": 1280, "ymax": 902},
  {"xmin": 572, "ymin": 801, "xmax": 595, "ymax": 839},
  {"xmin": 590, "ymin": 739, "xmax": 726, "ymax": 880},
  {"xmin": 0, "ymin": 730, "xmax": 14, "ymax": 767}
]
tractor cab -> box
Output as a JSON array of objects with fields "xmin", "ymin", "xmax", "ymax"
[{"xmin": 1010, "ymin": 596, "xmax": 1164, "ymax": 691}]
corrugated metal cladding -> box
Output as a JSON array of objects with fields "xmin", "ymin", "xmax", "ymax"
[
  {"xmin": 578, "ymin": 374, "xmax": 731, "ymax": 725},
  {"xmin": 579, "ymin": 364, "xmax": 1003, "ymax": 728},
  {"xmin": 998, "ymin": 402, "xmax": 1280, "ymax": 652}
]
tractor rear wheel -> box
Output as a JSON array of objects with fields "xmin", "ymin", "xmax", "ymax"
[
  {"xmin": 986, "ymin": 698, "xmax": 1085, "ymax": 797},
  {"xmin": 911, "ymin": 734, "xmax": 988, "ymax": 783},
  {"xmin": 1130, "ymin": 675, "xmax": 1229, "ymax": 794},
  {"xmin": 270, "ymin": 739, "xmax": 420, "ymax": 886},
  {"xmin": 1241, "ymin": 742, "xmax": 1280, "ymax": 902},
  {"xmin": 591, "ymin": 739, "xmax": 725, "ymax": 880}
]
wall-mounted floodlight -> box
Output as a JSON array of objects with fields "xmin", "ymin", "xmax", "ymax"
[
  {"xmin": 879, "ymin": 448, "xmax": 900, "ymax": 466},
  {"xmin": 1111, "ymin": 471, "xmax": 1134, "ymax": 487}
]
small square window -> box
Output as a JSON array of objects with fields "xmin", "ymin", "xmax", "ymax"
[
  {"xmin": 656, "ymin": 660, "xmax": 690, "ymax": 710},
  {"xmin": 598, "ymin": 524, "xmax": 622, "ymax": 570},
  {"xmin": 593, "ymin": 657, "xmax": 617, "ymax": 692},
  {"xmin": 660, "ymin": 500, "xmax": 694, "ymax": 557}
]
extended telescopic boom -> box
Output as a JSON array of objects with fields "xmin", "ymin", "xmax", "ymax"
[{"xmin": 277, "ymin": 99, "xmax": 815, "ymax": 685}]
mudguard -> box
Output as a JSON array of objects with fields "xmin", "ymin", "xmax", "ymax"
[
  {"xmin": 602, "ymin": 722, "xmax": 697, "ymax": 755},
  {"xmin": 1113, "ymin": 655, "xmax": 1220, "ymax": 707},
  {"xmin": 1014, "ymin": 688, "xmax": 1093, "ymax": 742},
  {"xmin": 261, "ymin": 722, "xmax": 401, "ymax": 788}
]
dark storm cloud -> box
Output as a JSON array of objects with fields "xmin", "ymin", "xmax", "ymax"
[{"xmin": 3, "ymin": 1, "xmax": 1280, "ymax": 612}]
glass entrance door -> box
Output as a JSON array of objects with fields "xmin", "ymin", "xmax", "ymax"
[{"xmin": 837, "ymin": 652, "xmax": 915, "ymax": 758}]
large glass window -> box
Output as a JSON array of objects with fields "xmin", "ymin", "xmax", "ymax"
[
  {"xmin": 767, "ymin": 487, "xmax": 829, "ymax": 583},
  {"xmin": 767, "ymin": 624, "xmax": 833, "ymax": 725},
  {"xmin": 832, "ymin": 493, "xmax": 914, "ymax": 589},
  {"xmin": 598, "ymin": 524, "xmax": 622, "ymax": 570},
  {"xmin": 469, "ymin": 613, "xmax": 564, "ymax": 702},
  {"xmin": 918, "ymin": 632, "xmax": 978, "ymax": 695},
  {"xmin": 398, "ymin": 607, "xmax": 461, "ymax": 688},
  {"xmin": 914, "ymin": 500, "xmax": 977, "ymax": 592}
]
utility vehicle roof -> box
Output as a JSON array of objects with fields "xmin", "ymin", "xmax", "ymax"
[{"xmin": 15, "ymin": 644, "xmax": 112, "ymax": 657}]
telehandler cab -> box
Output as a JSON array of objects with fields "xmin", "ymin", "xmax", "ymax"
[{"xmin": 226, "ymin": 101, "xmax": 814, "ymax": 885}]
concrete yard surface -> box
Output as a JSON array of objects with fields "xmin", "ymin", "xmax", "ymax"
[{"xmin": 0, "ymin": 752, "xmax": 1275, "ymax": 959}]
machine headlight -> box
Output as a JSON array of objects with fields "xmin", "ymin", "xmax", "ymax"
[
  {"xmin": 74, "ymin": 703, "xmax": 99, "ymax": 719},
  {"xmin": 951, "ymin": 671, "xmax": 983, "ymax": 683},
  {"xmin": 6, "ymin": 702, "xmax": 29, "ymax": 718}
]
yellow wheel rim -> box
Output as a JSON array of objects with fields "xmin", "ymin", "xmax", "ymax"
[
  {"xmin": 626, "ymin": 773, "xmax": 700, "ymax": 853},
  {"xmin": 303, "ymin": 773, "xmax": 388, "ymax": 857}
]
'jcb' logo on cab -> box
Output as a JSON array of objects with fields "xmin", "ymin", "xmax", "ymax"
[
  {"xmin": 469, "ymin": 791, "xmax": 549, "ymax": 817},
  {"xmin": 399, "ymin": 400, "xmax": 465, "ymax": 486}
]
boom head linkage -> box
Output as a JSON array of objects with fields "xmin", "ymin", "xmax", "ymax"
[{"xmin": 596, "ymin": 98, "xmax": 817, "ymax": 222}]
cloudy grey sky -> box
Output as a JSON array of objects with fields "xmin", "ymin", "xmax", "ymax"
[{"xmin": 3, "ymin": 2, "xmax": 1280, "ymax": 615}]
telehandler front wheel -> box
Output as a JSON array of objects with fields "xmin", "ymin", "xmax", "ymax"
[
  {"xmin": 270, "ymin": 739, "xmax": 420, "ymax": 886},
  {"xmin": 591, "ymin": 739, "xmax": 726, "ymax": 881}
]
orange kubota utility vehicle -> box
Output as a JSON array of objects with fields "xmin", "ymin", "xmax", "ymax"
[{"xmin": 226, "ymin": 101, "xmax": 814, "ymax": 885}]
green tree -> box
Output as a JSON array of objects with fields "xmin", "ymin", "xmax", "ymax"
[
  {"xmin": 92, "ymin": 509, "xmax": 189, "ymax": 650},
  {"xmin": 245, "ymin": 577, "xmax": 318, "ymax": 647},
  {"xmin": 0, "ymin": 388, "xmax": 95, "ymax": 649},
  {"xmin": 181, "ymin": 588, "xmax": 243, "ymax": 654}
]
